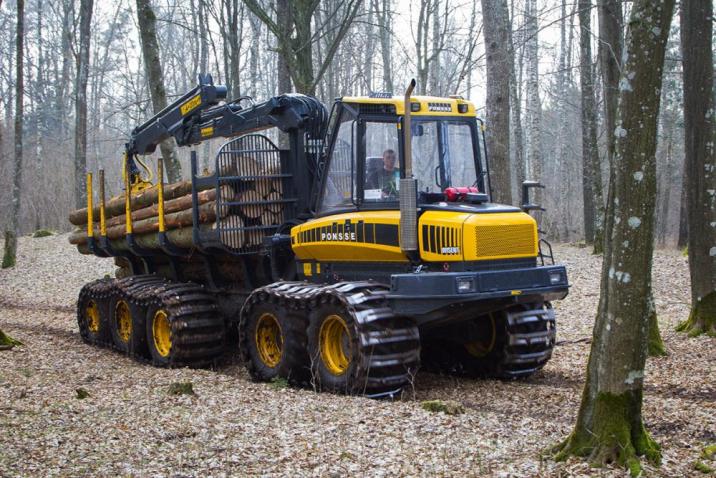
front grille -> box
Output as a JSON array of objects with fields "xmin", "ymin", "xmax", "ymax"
[
  {"xmin": 422, "ymin": 225, "xmax": 461, "ymax": 255},
  {"xmin": 475, "ymin": 224, "xmax": 535, "ymax": 258}
]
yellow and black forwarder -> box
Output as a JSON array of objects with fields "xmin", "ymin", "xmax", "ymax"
[{"xmin": 74, "ymin": 75, "xmax": 568, "ymax": 397}]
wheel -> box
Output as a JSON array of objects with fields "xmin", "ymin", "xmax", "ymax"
[
  {"xmin": 77, "ymin": 280, "xmax": 112, "ymax": 345},
  {"xmin": 307, "ymin": 304, "xmax": 360, "ymax": 393},
  {"xmin": 456, "ymin": 303, "xmax": 556, "ymax": 379},
  {"xmin": 144, "ymin": 282, "xmax": 226, "ymax": 368},
  {"xmin": 146, "ymin": 306, "xmax": 172, "ymax": 366},
  {"xmin": 306, "ymin": 285, "xmax": 420, "ymax": 396},
  {"xmin": 240, "ymin": 298, "xmax": 309, "ymax": 383},
  {"xmin": 108, "ymin": 295, "xmax": 146, "ymax": 356},
  {"xmin": 456, "ymin": 312, "xmax": 504, "ymax": 377}
]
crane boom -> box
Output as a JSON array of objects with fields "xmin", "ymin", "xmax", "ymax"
[{"xmin": 125, "ymin": 74, "xmax": 327, "ymax": 185}]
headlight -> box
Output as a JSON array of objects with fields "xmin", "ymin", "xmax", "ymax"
[
  {"xmin": 549, "ymin": 271, "xmax": 562, "ymax": 284},
  {"xmin": 456, "ymin": 277, "xmax": 475, "ymax": 293}
]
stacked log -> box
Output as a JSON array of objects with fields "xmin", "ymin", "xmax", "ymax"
[{"xmin": 70, "ymin": 162, "xmax": 289, "ymax": 255}]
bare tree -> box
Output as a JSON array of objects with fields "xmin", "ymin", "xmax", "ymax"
[
  {"xmin": 524, "ymin": 0, "xmax": 542, "ymax": 208},
  {"xmin": 509, "ymin": 2, "xmax": 525, "ymax": 197},
  {"xmin": 481, "ymin": 0, "xmax": 512, "ymax": 204},
  {"xmin": 136, "ymin": 0, "xmax": 182, "ymax": 182},
  {"xmin": 2, "ymin": 0, "xmax": 23, "ymax": 269},
  {"xmin": 73, "ymin": 0, "xmax": 94, "ymax": 209},
  {"xmin": 553, "ymin": 0, "xmax": 675, "ymax": 472},
  {"xmin": 276, "ymin": 0, "xmax": 293, "ymax": 94},
  {"xmin": 243, "ymin": 0, "xmax": 362, "ymax": 95},
  {"xmin": 677, "ymin": 0, "xmax": 716, "ymax": 337},
  {"xmin": 578, "ymin": 0, "xmax": 603, "ymax": 247},
  {"xmin": 374, "ymin": 0, "xmax": 393, "ymax": 92}
]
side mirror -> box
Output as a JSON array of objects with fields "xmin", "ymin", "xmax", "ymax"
[{"xmin": 521, "ymin": 180, "xmax": 545, "ymax": 213}]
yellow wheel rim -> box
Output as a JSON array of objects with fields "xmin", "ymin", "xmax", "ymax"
[
  {"xmin": 86, "ymin": 300, "xmax": 100, "ymax": 333},
  {"xmin": 255, "ymin": 313, "xmax": 283, "ymax": 368},
  {"xmin": 115, "ymin": 300, "xmax": 132, "ymax": 343},
  {"xmin": 464, "ymin": 313, "xmax": 497, "ymax": 358},
  {"xmin": 319, "ymin": 314, "xmax": 352, "ymax": 376},
  {"xmin": 153, "ymin": 310, "xmax": 172, "ymax": 357}
]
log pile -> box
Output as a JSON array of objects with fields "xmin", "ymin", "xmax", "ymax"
[{"xmin": 69, "ymin": 169, "xmax": 287, "ymax": 255}]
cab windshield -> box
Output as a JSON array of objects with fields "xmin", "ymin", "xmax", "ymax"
[
  {"xmin": 319, "ymin": 110, "xmax": 486, "ymax": 214},
  {"xmin": 411, "ymin": 120, "xmax": 481, "ymax": 194}
]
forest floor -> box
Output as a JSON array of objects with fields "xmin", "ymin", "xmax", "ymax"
[{"xmin": 0, "ymin": 234, "xmax": 713, "ymax": 477}]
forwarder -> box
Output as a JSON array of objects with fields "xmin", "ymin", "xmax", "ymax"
[{"xmin": 70, "ymin": 75, "xmax": 569, "ymax": 396}]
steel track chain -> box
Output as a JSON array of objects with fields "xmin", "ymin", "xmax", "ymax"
[
  {"xmin": 239, "ymin": 281, "xmax": 421, "ymax": 397},
  {"xmin": 77, "ymin": 275, "xmax": 224, "ymax": 368},
  {"xmin": 500, "ymin": 303, "xmax": 556, "ymax": 378}
]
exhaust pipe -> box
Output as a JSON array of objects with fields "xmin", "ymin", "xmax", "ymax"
[{"xmin": 399, "ymin": 79, "xmax": 418, "ymax": 253}]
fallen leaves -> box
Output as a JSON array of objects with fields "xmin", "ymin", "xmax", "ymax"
[{"xmin": 0, "ymin": 235, "xmax": 712, "ymax": 477}]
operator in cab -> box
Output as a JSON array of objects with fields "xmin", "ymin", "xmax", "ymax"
[{"xmin": 366, "ymin": 149, "xmax": 400, "ymax": 198}]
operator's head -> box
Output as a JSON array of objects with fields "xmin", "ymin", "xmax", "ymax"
[{"xmin": 382, "ymin": 149, "xmax": 396, "ymax": 171}]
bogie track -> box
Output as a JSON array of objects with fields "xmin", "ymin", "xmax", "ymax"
[
  {"xmin": 422, "ymin": 302, "xmax": 556, "ymax": 379},
  {"xmin": 239, "ymin": 281, "xmax": 421, "ymax": 396},
  {"xmin": 76, "ymin": 275, "xmax": 225, "ymax": 368}
]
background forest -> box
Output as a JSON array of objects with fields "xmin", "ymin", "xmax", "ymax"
[{"xmin": 0, "ymin": 0, "xmax": 703, "ymax": 242}]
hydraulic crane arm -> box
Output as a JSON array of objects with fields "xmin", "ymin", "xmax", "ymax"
[
  {"xmin": 126, "ymin": 74, "xmax": 326, "ymax": 157},
  {"xmin": 124, "ymin": 75, "xmax": 327, "ymax": 190}
]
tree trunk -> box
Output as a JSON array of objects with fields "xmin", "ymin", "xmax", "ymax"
[
  {"xmin": 481, "ymin": 0, "xmax": 512, "ymax": 205},
  {"xmin": 73, "ymin": 0, "xmax": 94, "ymax": 209},
  {"xmin": 553, "ymin": 1, "xmax": 675, "ymax": 473},
  {"xmin": 2, "ymin": 0, "xmax": 24, "ymax": 269},
  {"xmin": 243, "ymin": 0, "xmax": 361, "ymax": 94},
  {"xmin": 677, "ymin": 0, "xmax": 716, "ymax": 337},
  {"xmin": 509, "ymin": 7, "xmax": 525, "ymax": 199},
  {"xmin": 136, "ymin": 0, "xmax": 182, "ymax": 182},
  {"xmin": 595, "ymin": 0, "xmax": 622, "ymax": 255},
  {"xmin": 276, "ymin": 0, "xmax": 292, "ymax": 94},
  {"xmin": 57, "ymin": 0, "xmax": 74, "ymax": 137},
  {"xmin": 578, "ymin": 0, "xmax": 603, "ymax": 246},
  {"xmin": 428, "ymin": 0, "xmax": 440, "ymax": 94},
  {"xmin": 524, "ymin": 0, "xmax": 542, "ymax": 213},
  {"xmin": 375, "ymin": 0, "xmax": 393, "ymax": 93},
  {"xmin": 677, "ymin": 159, "xmax": 688, "ymax": 249}
]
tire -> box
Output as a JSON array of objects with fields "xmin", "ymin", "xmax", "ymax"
[
  {"xmin": 143, "ymin": 282, "xmax": 225, "ymax": 368},
  {"xmin": 241, "ymin": 299, "xmax": 309, "ymax": 383},
  {"xmin": 307, "ymin": 285, "xmax": 421, "ymax": 396},
  {"xmin": 307, "ymin": 303, "xmax": 361, "ymax": 394},
  {"xmin": 457, "ymin": 303, "xmax": 556, "ymax": 379},
  {"xmin": 108, "ymin": 294, "xmax": 146, "ymax": 356},
  {"xmin": 77, "ymin": 280, "xmax": 112, "ymax": 345}
]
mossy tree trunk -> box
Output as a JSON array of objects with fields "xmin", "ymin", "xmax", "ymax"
[
  {"xmin": 2, "ymin": 0, "xmax": 24, "ymax": 270},
  {"xmin": 554, "ymin": 1, "xmax": 675, "ymax": 475},
  {"xmin": 0, "ymin": 328, "xmax": 22, "ymax": 350},
  {"xmin": 677, "ymin": 0, "xmax": 716, "ymax": 338},
  {"xmin": 647, "ymin": 292, "xmax": 667, "ymax": 356}
]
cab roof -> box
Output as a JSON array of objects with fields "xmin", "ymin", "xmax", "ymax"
[{"xmin": 340, "ymin": 95, "xmax": 477, "ymax": 117}]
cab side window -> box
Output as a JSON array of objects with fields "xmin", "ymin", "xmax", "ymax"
[
  {"xmin": 320, "ymin": 117, "xmax": 356, "ymax": 213},
  {"xmin": 364, "ymin": 121, "xmax": 400, "ymax": 202}
]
